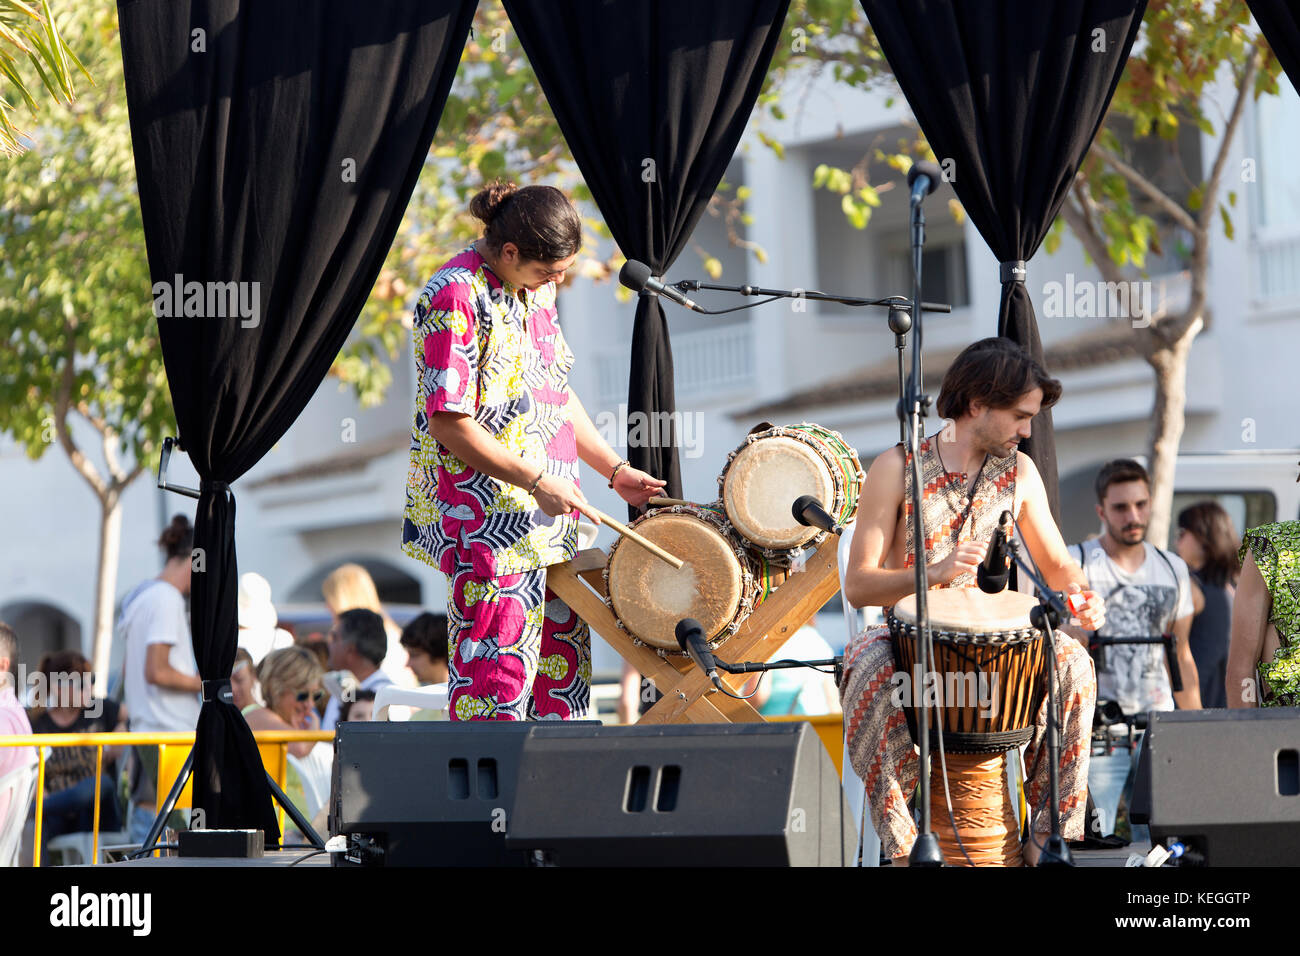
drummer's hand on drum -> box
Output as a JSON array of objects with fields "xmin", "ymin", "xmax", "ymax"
[
  {"xmin": 1065, "ymin": 582, "xmax": 1106, "ymax": 632},
  {"xmin": 611, "ymin": 465, "xmax": 667, "ymax": 509},
  {"xmin": 926, "ymin": 539, "xmax": 987, "ymax": 587},
  {"xmin": 534, "ymin": 474, "xmax": 594, "ymax": 521}
]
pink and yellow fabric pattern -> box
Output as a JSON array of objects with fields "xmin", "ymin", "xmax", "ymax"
[
  {"xmin": 402, "ymin": 246, "xmax": 580, "ymax": 579},
  {"xmin": 445, "ymin": 567, "xmax": 591, "ymax": 720}
]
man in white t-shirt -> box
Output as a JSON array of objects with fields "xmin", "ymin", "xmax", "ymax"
[
  {"xmin": 1069, "ymin": 459, "xmax": 1200, "ymax": 716},
  {"xmin": 119, "ymin": 534, "xmax": 202, "ymax": 845},
  {"xmin": 120, "ymin": 580, "xmax": 201, "ymax": 733},
  {"xmin": 1069, "ymin": 460, "xmax": 1200, "ymax": 842}
]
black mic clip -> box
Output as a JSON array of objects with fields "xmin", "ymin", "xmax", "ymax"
[
  {"xmin": 791, "ymin": 495, "xmax": 842, "ymax": 536},
  {"xmin": 976, "ymin": 510, "xmax": 1014, "ymax": 594}
]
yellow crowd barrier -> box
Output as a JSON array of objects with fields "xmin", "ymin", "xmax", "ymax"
[
  {"xmin": 764, "ymin": 714, "xmax": 845, "ymax": 776},
  {"xmin": 0, "ymin": 730, "xmax": 333, "ymax": 867}
]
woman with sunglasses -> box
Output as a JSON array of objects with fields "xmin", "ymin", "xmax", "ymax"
[{"xmin": 245, "ymin": 647, "xmax": 330, "ymax": 840}]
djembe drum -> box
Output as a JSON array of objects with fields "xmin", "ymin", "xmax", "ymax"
[
  {"xmin": 718, "ymin": 422, "xmax": 864, "ymax": 565},
  {"xmin": 603, "ymin": 503, "xmax": 785, "ymax": 654},
  {"xmin": 889, "ymin": 589, "xmax": 1049, "ymax": 866}
]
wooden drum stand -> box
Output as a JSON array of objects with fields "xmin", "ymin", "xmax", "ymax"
[{"xmin": 546, "ymin": 534, "xmax": 843, "ymax": 724}]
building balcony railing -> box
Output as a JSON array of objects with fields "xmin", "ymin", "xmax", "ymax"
[
  {"xmin": 595, "ymin": 322, "xmax": 754, "ymax": 410},
  {"xmin": 1253, "ymin": 232, "xmax": 1300, "ymax": 303}
]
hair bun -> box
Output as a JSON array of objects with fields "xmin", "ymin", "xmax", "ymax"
[
  {"xmin": 158, "ymin": 514, "xmax": 194, "ymax": 555},
  {"xmin": 469, "ymin": 181, "xmax": 519, "ymax": 225}
]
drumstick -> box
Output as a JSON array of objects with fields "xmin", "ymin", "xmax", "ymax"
[
  {"xmin": 648, "ymin": 496, "xmax": 693, "ymax": 507},
  {"xmin": 574, "ymin": 503, "xmax": 685, "ymax": 570}
]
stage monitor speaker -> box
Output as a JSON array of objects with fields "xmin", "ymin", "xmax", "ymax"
[
  {"xmin": 1132, "ymin": 708, "xmax": 1300, "ymax": 865},
  {"xmin": 329, "ymin": 720, "xmax": 599, "ymax": 867},
  {"xmin": 504, "ymin": 722, "xmax": 855, "ymax": 866}
]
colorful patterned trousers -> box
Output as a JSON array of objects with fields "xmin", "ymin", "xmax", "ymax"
[
  {"xmin": 445, "ymin": 565, "xmax": 591, "ymax": 721},
  {"xmin": 841, "ymin": 624, "xmax": 1096, "ymax": 860}
]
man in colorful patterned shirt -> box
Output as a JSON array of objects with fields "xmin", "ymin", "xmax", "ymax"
[{"xmin": 403, "ymin": 183, "xmax": 664, "ymax": 720}]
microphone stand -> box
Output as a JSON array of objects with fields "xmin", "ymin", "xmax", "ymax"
[
  {"xmin": 1087, "ymin": 635, "xmax": 1184, "ymax": 695},
  {"xmin": 672, "ymin": 278, "xmax": 953, "ymax": 315},
  {"xmin": 902, "ymin": 177, "xmax": 943, "ymax": 868},
  {"xmin": 1004, "ymin": 537, "xmax": 1075, "ymax": 867},
  {"xmin": 716, "ymin": 657, "xmax": 845, "ymax": 689}
]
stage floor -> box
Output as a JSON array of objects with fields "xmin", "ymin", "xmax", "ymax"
[
  {"xmin": 100, "ymin": 843, "xmax": 1150, "ymax": 868},
  {"xmin": 108, "ymin": 848, "xmax": 333, "ymax": 867}
]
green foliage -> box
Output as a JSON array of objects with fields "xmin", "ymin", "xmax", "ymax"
[
  {"xmin": 0, "ymin": 0, "xmax": 91, "ymax": 155},
  {"xmin": 1074, "ymin": 0, "xmax": 1275, "ymax": 271},
  {"xmin": 758, "ymin": 0, "xmax": 1282, "ymax": 278},
  {"xmin": 0, "ymin": 4, "xmax": 171, "ymax": 467}
]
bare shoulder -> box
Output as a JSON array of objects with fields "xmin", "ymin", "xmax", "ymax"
[
  {"xmin": 1015, "ymin": 450, "xmax": 1042, "ymax": 485},
  {"xmin": 869, "ymin": 444, "xmax": 906, "ymax": 476},
  {"xmin": 245, "ymin": 706, "xmax": 284, "ymax": 731},
  {"xmin": 863, "ymin": 445, "xmax": 906, "ymax": 502},
  {"xmin": 1014, "ymin": 450, "xmax": 1050, "ymax": 525}
]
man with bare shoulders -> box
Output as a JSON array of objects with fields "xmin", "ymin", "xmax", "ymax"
[{"xmin": 841, "ymin": 337, "xmax": 1106, "ymax": 866}]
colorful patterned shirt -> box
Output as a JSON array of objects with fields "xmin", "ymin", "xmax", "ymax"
[
  {"xmin": 402, "ymin": 246, "xmax": 579, "ymax": 578},
  {"xmin": 1239, "ymin": 521, "xmax": 1300, "ymax": 706},
  {"xmin": 902, "ymin": 436, "xmax": 1017, "ymax": 589}
]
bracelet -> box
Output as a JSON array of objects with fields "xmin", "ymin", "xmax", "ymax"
[
  {"xmin": 529, "ymin": 468, "xmax": 545, "ymax": 495},
  {"xmin": 608, "ymin": 460, "xmax": 630, "ymax": 488}
]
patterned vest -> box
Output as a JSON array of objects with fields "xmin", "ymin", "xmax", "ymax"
[{"xmin": 902, "ymin": 436, "xmax": 1017, "ymax": 589}]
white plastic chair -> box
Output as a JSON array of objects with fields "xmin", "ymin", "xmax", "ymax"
[
  {"xmin": 45, "ymin": 827, "xmax": 134, "ymax": 866},
  {"xmin": 373, "ymin": 684, "xmax": 449, "ymax": 722},
  {"xmin": 0, "ymin": 756, "xmax": 38, "ymax": 867},
  {"xmin": 835, "ymin": 521, "xmax": 882, "ymax": 866}
]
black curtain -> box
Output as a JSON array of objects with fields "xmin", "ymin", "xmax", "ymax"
[
  {"xmin": 861, "ymin": 0, "xmax": 1146, "ymax": 520},
  {"xmin": 502, "ymin": 0, "xmax": 790, "ymax": 512},
  {"xmin": 118, "ymin": 0, "xmax": 476, "ymax": 839},
  {"xmin": 1247, "ymin": 1, "xmax": 1300, "ymax": 91}
]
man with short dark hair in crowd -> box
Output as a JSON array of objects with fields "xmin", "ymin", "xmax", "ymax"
[
  {"xmin": 321, "ymin": 609, "xmax": 393, "ymax": 731},
  {"xmin": 1069, "ymin": 458, "xmax": 1200, "ymax": 716},
  {"xmin": 1068, "ymin": 458, "xmax": 1199, "ymax": 843},
  {"xmin": 399, "ymin": 612, "xmax": 450, "ymax": 687},
  {"xmin": 399, "ymin": 613, "xmax": 449, "ymax": 720}
]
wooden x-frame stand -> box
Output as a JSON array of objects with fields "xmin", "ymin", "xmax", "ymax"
[{"xmin": 546, "ymin": 533, "xmax": 843, "ymax": 723}]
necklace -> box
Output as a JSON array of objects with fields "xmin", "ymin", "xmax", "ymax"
[{"xmin": 932, "ymin": 441, "xmax": 985, "ymax": 529}]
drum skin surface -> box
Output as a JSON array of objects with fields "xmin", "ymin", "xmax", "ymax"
[
  {"xmin": 719, "ymin": 422, "xmax": 864, "ymax": 563},
  {"xmin": 723, "ymin": 435, "xmax": 832, "ymax": 550},
  {"xmin": 606, "ymin": 511, "xmax": 744, "ymax": 652},
  {"xmin": 892, "ymin": 589, "xmax": 1040, "ymax": 633}
]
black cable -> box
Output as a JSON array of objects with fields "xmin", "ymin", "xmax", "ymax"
[
  {"xmin": 1012, "ymin": 515, "xmax": 1073, "ymax": 860},
  {"xmin": 126, "ymin": 842, "xmax": 179, "ymax": 859},
  {"xmin": 766, "ymin": 657, "xmax": 839, "ymax": 676},
  {"xmin": 710, "ymin": 669, "xmax": 765, "ymax": 701},
  {"xmin": 928, "ymin": 622, "xmax": 976, "ymax": 868},
  {"xmin": 289, "ymin": 848, "xmax": 329, "ymax": 866}
]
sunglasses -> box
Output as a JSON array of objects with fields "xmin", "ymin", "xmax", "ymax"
[{"xmin": 295, "ymin": 689, "xmax": 325, "ymax": 703}]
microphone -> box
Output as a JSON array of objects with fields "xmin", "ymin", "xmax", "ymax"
[
  {"xmin": 675, "ymin": 618, "xmax": 719, "ymax": 683},
  {"xmin": 977, "ymin": 510, "xmax": 1014, "ymax": 594},
  {"xmin": 619, "ymin": 259, "xmax": 702, "ymax": 312},
  {"xmin": 791, "ymin": 495, "xmax": 841, "ymax": 535},
  {"xmin": 907, "ymin": 159, "xmax": 944, "ymax": 204}
]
